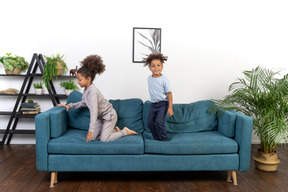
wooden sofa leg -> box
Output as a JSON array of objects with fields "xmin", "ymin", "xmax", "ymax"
[
  {"xmin": 231, "ymin": 171, "xmax": 237, "ymax": 185},
  {"xmin": 50, "ymin": 172, "xmax": 57, "ymax": 188},
  {"xmin": 227, "ymin": 171, "xmax": 232, "ymax": 183},
  {"xmin": 55, "ymin": 172, "xmax": 58, "ymax": 184}
]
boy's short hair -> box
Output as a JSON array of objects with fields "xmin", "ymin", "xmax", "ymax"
[{"xmin": 143, "ymin": 53, "xmax": 168, "ymax": 67}]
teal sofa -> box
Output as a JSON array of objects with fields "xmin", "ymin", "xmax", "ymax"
[{"xmin": 35, "ymin": 91, "xmax": 253, "ymax": 187}]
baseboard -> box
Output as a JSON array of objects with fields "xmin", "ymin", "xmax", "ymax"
[{"xmin": 251, "ymin": 140, "xmax": 261, "ymax": 144}]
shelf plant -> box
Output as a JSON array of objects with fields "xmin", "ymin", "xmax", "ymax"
[
  {"xmin": 60, "ymin": 80, "xmax": 78, "ymax": 95},
  {"xmin": 33, "ymin": 82, "xmax": 44, "ymax": 88},
  {"xmin": 0, "ymin": 53, "xmax": 29, "ymax": 75},
  {"xmin": 43, "ymin": 54, "xmax": 68, "ymax": 88},
  {"xmin": 33, "ymin": 82, "xmax": 44, "ymax": 95},
  {"xmin": 209, "ymin": 66, "xmax": 288, "ymax": 171}
]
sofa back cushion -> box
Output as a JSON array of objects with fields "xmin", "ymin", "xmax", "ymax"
[
  {"xmin": 109, "ymin": 99, "xmax": 144, "ymax": 133},
  {"xmin": 143, "ymin": 100, "xmax": 217, "ymax": 133},
  {"xmin": 67, "ymin": 91, "xmax": 90, "ymax": 131},
  {"xmin": 67, "ymin": 91, "xmax": 144, "ymax": 133}
]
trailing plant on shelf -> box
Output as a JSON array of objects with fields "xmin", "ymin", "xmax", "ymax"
[
  {"xmin": 60, "ymin": 80, "xmax": 78, "ymax": 95},
  {"xmin": 209, "ymin": 66, "xmax": 288, "ymax": 171},
  {"xmin": 0, "ymin": 53, "xmax": 29, "ymax": 74},
  {"xmin": 43, "ymin": 54, "xmax": 68, "ymax": 88}
]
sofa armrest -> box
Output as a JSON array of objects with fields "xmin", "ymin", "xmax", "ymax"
[
  {"xmin": 35, "ymin": 106, "xmax": 67, "ymax": 171},
  {"xmin": 50, "ymin": 107, "xmax": 68, "ymax": 138},
  {"xmin": 234, "ymin": 112, "xmax": 253, "ymax": 171},
  {"xmin": 218, "ymin": 110, "xmax": 237, "ymax": 138}
]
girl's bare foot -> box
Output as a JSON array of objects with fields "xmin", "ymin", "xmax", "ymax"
[
  {"xmin": 123, "ymin": 127, "xmax": 138, "ymax": 135},
  {"xmin": 114, "ymin": 126, "xmax": 121, "ymax": 132}
]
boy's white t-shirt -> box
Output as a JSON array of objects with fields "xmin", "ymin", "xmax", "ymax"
[{"xmin": 148, "ymin": 74, "xmax": 171, "ymax": 103}]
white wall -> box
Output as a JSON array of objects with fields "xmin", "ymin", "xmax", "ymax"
[{"xmin": 1, "ymin": 0, "xmax": 288, "ymax": 144}]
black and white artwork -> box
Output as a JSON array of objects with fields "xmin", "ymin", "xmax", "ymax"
[{"xmin": 132, "ymin": 27, "xmax": 161, "ymax": 63}]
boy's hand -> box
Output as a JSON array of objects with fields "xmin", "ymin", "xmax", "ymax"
[
  {"xmin": 57, "ymin": 104, "xmax": 70, "ymax": 111},
  {"xmin": 167, "ymin": 107, "xmax": 174, "ymax": 117},
  {"xmin": 86, "ymin": 132, "xmax": 93, "ymax": 143}
]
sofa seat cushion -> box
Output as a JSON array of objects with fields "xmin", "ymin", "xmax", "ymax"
[
  {"xmin": 143, "ymin": 131, "xmax": 238, "ymax": 155},
  {"xmin": 48, "ymin": 129, "xmax": 144, "ymax": 155}
]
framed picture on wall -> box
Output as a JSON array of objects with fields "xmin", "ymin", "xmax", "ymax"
[{"xmin": 132, "ymin": 27, "xmax": 161, "ymax": 63}]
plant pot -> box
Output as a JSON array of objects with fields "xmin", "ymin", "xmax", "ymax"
[
  {"xmin": 35, "ymin": 88, "xmax": 43, "ymax": 95},
  {"xmin": 65, "ymin": 89, "xmax": 73, "ymax": 96},
  {"xmin": 253, "ymin": 148, "xmax": 280, "ymax": 171},
  {"xmin": 56, "ymin": 61, "xmax": 63, "ymax": 75},
  {"xmin": 5, "ymin": 68, "xmax": 21, "ymax": 75}
]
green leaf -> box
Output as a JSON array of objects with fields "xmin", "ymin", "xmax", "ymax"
[
  {"xmin": 43, "ymin": 54, "xmax": 67, "ymax": 88},
  {"xmin": 60, "ymin": 80, "xmax": 78, "ymax": 90},
  {"xmin": 208, "ymin": 65, "xmax": 288, "ymax": 153},
  {"xmin": 0, "ymin": 53, "xmax": 28, "ymax": 72}
]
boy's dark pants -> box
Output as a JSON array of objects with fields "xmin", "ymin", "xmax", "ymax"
[{"xmin": 147, "ymin": 101, "xmax": 168, "ymax": 141}]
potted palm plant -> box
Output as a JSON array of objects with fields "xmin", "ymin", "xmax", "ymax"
[
  {"xmin": 33, "ymin": 82, "xmax": 44, "ymax": 95},
  {"xmin": 0, "ymin": 53, "xmax": 29, "ymax": 75},
  {"xmin": 60, "ymin": 80, "xmax": 78, "ymax": 96},
  {"xmin": 209, "ymin": 66, "xmax": 288, "ymax": 171},
  {"xmin": 43, "ymin": 54, "xmax": 68, "ymax": 88}
]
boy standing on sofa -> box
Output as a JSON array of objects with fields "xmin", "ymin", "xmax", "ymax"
[{"xmin": 144, "ymin": 53, "xmax": 174, "ymax": 141}]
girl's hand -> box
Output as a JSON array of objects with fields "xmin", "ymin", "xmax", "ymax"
[
  {"xmin": 167, "ymin": 107, "xmax": 174, "ymax": 117},
  {"xmin": 57, "ymin": 104, "xmax": 70, "ymax": 111},
  {"xmin": 86, "ymin": 132, "xmax": 93, "ymax": 143}
]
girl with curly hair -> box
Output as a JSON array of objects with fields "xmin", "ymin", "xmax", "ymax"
[{"xmin": 58, "ymin": 55, "xmax": 138, "ymax": 142}]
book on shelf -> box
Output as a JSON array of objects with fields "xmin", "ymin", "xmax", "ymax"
[
  {"xmin": 22, "ymin": 111, "xmax": 39, "ymax": 114},
  {"xmin": 20, "ymin": 103, "xmax": 38, "ymax": 108},
  {"xmin": 20, "ymin": 107, "xmax": 40, "ymax": 111},
  {"xmin": 20, "ymin": 103, "xmax": 40, "ymax": 114}
]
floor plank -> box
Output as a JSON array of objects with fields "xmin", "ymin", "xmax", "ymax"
[
  {"xmin": 0, "ymin": 144, "xmax": 22, "ymax": 164},
  {"xmin": 0, "ymin": 145, "xmax": 34, "ymax": 186},
  {"xmin": 0, "ymin": 144, "xmax": 288, "ymax": 192},
  {"xmin": 20, "ymin": 172, "xmax": 49, "ymax": 192}
]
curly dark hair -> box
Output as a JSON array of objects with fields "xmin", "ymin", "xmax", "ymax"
[
  {"xmin": 143, "ymin": 53, "xmax": 168, "ymax": 67},
  {"xmin": 77, "ymin": 55, "xmax": 106, "ymax": 81}
]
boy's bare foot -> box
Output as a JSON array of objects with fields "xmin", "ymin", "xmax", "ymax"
[
  {"xmin": 114, "ymin": 126, "xmax": 121, "ymax": 132},
  {"xmin": 123, "ymin": 127, "xmax": 138, "ymax": 135}
]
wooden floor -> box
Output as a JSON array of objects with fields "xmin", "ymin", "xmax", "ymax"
[{"xmin": 0, "ymin": 145, "xmax": 288, "ymax": 192}]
